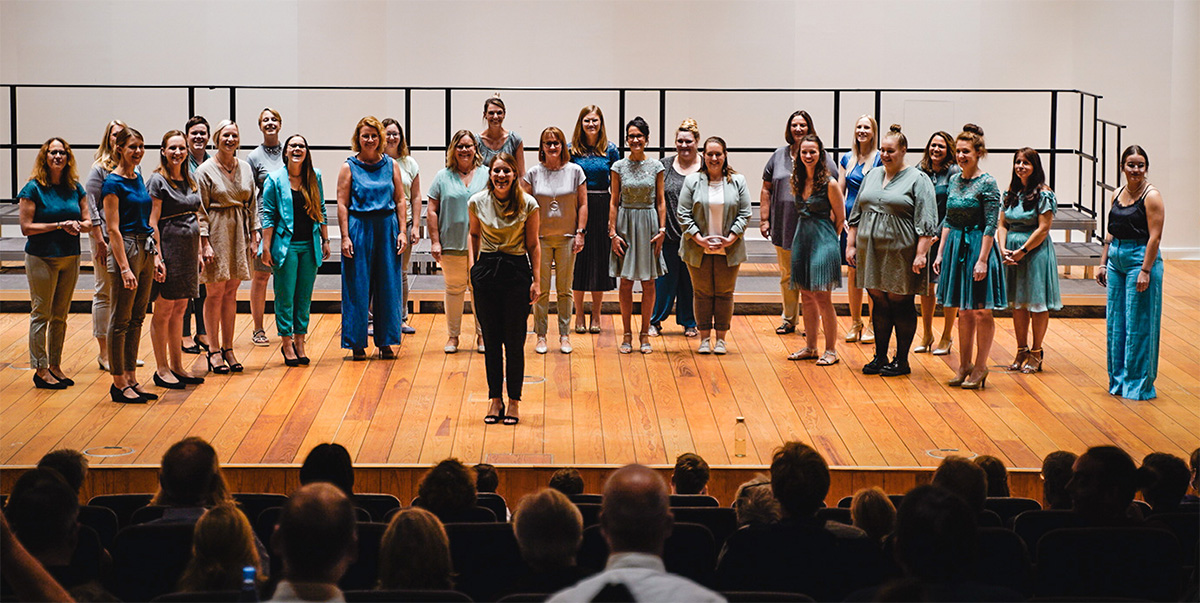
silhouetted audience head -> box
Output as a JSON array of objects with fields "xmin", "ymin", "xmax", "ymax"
[
  {"xmin": 732, "ymin": 474, "xmax": 781, "ymax": 527},
  {"xmin": 1138, "ymin": 452, "xmax": 1190, "ymax": 512},
  {"xmin": 417, "ymin": 458, "xmax": 477, "ymax": 518},
  {"xmin": 893, "ymin": 485, "xmax": 978, "ymax": 582},
  {"xmin": 851, "ymin": 487, "xmax": 896, "ymax": 544},
  {"xmin": 1041, "ymin": 450, "xmax": 1078, "ymax": 510},
  {"xmin": 1068, "ymin": 445, "xmax": 1138, "ymax": 524},
  {"xmin": 549, "ymin": 468, "xmax": 585, "ymax": 496},
  {"xmin": 378, "ymin": 507, "xmax": 453, "ymax": 590},
  {"xmin": 36, "ymin": 449, "xmax": 88, "ymax": 495},
  {"xmin": 272, "ymin": 483, "xmax": 358, "ymax": 584},
  {"xmin": 514, "ymin": 488, "xmax": 584, "ymax": 571},
  {"xmin": 932, "ymin": 455, "xmax": 987, "ymax": 513},
  {"xmin": 152, "ymin": 437, "xmax": 232, "ymax": 507},
  {"xmin": 299, "ymin": 443, "xmax": 355, "ymax": 495},
  {"xmin": 671, "ymin": 453, "xmax": 710, "ymax": 495},
  {"xmin": 178, "ymin": 503, "xmax": 261, "ymax": 592},
  {"xmin": 972, "ymin": 455, "xmax": 1010, "ymax": 497},
  {"xmin": 474, "ymin": 463, "xmax": 499, "ymax": 493},
  {"xmin": 770, "ymin": 441, "xmax": 830, "ymax": 519},
  {"xmin": 4, "ymin": 468, "xmax": 78, "ymax": 564},
  {"xmin": 600, "ymin": 464, "xmax": 673, "ymax": 556},
  {"xmin": 1191, "ymin": 447, "xmax": 1200, "ymax": 496}
]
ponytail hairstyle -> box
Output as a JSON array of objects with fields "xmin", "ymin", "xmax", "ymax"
[
  {"xmin": 483, "ymin": 94, "xmax": 506, "ymax": 119},
  {"xmin": 155, "ymin": 130, "xmax": 196, "ymax": 191},
  {"xmin": 678, "ymin": 118, "xmax": 701, "ymax": 144},
  {"xmin": 486, "ymin": 153, "xmax": 525, "ymax": 219},
  {"xmin": 702, "ymin": 136, "xmax": 736, "ymax": 181},
  {"xmin": 112, "ymin": 127, "xmax": 144, "ymax": 169},
  {"xmin": 956, "ymin": 123, "xmax": 987, "ymax": 157},
  {"xmin": 883, "ymin": 124, "xmax": 908, "ymax": 151},
  {"xmin": 284, "ymin": 134, "xmax": 325, "ymax": 224},
  {"xmin": 790, "ymin": 134, "xmax": 830, "ymax": 200},
  {"xmin": 919, "ymin": 131, "xmax": 956, "ymax": 173},
  {"xmin": 626, "ymin": 116, "xmax": 650, "ymax": 141},
  {"xmin": 1120, "ymin": 144, "xmax": 1150, "ymax": 171},
  {"xmin": 1004, "ymin": 147, "xmax": 1046, "ymax": 212},
  {"xmin": 95, "ymin": 119, "xmax": 128, "ymax": 168}
]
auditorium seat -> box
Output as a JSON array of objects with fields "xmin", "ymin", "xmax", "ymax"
[
  {"xmin": 669, "ymin": 494, "xmax": 720, "ymax": 507},
  {"xmin": 568, "ymin": 493, "xmax": 602, "ymax": 504},
  {"xmin": 1034, "ymin": 527, "xmax": 1183, "ymax": 601},
  {"xmin": 671, "ymin": 506, "xmax": 738, "ymax": 548},
  {"xmin": 573, "ymin": 502, "xmax": 601, "ymax": 528},
  {"xmin": 444, "ymin": 522, "xmax": 527, "ymax": 602},
  {"xmin": 345, "ymin": 590, "xmax": 472, "ymax": 602},
  {"xmin": 836, "ymin": 494, "xmax": 905, "ymax": 509},
  {"xmin": 722, "ymin": 592, "xmax": 815, "ymax": 602},
  {"xmin": 476, "ymin": 492, "xmax": 509, "ymax": 521},
  {"xmin": 152, "ymin": 591, "xmax": 242, "ymax": 602},
  {"xmin": 497, "ymin": 594, "xmax": 547, "ymax": 602},
  {"xmin": 974, "ymin": 527, "xmax": 1032, "ymax": 596},
  {"xmin": 984, "ymin": 497, "xmax": 1042, "ymax": 526},
  {"xmin": 77, "ymin": 504, "xmax": 119, "ymax": 550},
  {"xmin": 130, "ymin": 504, "xmax": 170, "ymax": 524},
  {"xmin": 1013, "ymin": 509, "xmax": 1086, "ymax": 552},
  {"xmin": 340, "ymin": 522, "xmax": 387, "ymax": 591},
  {"xmin": 87, "ymin": 492, "xmax": 154, "ymax": 527},
  {"xmin": 814, "ymin": 506, "xmax": 853, "ymax": 526},
  {"xmin": 1150, "ymin": 512, "xmax": 1199, "ymax": 568},
  {"xmin": 108, "ymin": 522, "xmax": 195, "ymax": 602},
  {"xmin": 977, "ymin": 509, "xmax": 1004, "ymax": 528},
  {"xmin": 353, "ymin": 493, "xmax": 402, "ymax": 522},
  {"xmin": 411, "ymin": 496, "xmax": 499, "ymax": 524},
  {"xmin": 232, "ymin": 492, "xmax": 289, "ymax": 525},
  {"xmin": 578, "ymin": 523, "xmax": 717, "ymax": 587}
]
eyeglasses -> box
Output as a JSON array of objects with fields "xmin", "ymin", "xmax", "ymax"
[
  {"xmin": 627, "ymin": 133, "xmax": 646, "ymax": 140},
  {"xmin": 543, "ymin": 140, "xmax": 562, "ymax": 147},
  {"xmin": 455, "ymin": 143, "xmax": 475, "ymax": 150},
  {"xmin": 286, "ymin": 143, "xmax": 307, "ymax": 149}
]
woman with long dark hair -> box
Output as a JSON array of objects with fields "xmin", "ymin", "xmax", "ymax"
[
  {"xmin": 915, "ymin": 131, "xmax": 961, "ymax": 355},
  {"xmin": 262, "ymin": 134, "xmax": 329, "ymax": 366},
  {"xmin": 1097, "ymin": 145, "xmax": 1163, "ymax": 400},
  {"xmin": 470, "ymin": 153, "xmax": 540, "ymax": 425},
  {"xmin": 998, "ymin": 148, "xmax": 1061, "ymax": 373},
  {"xmin": 570, "ymin": 105, "xmax": 621, "ymax": 333}
]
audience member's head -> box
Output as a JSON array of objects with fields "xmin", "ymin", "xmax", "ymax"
[
  {"xmin": 1041, "ymin": 450, "xmax": 1078, "ymax": 510},
  {"xmin": 378, "ymin": 507, "xmax": 453, "ymax": 590},
  {"xmin": 474, "ymin": 463, "xmax": 499, "ymax": 494},
  {"xmin": 549, "ymin": 468, "xmax": 585, "ymax": 496},
  {"xmin": 732, "ymin": 474, "xmax": 781, "ymax": 527},
  {"xmin": 514, "ymin": 489, "xmax": 584, "ymax": 571},
  {"xmin": 893, "ymin": 485, "xmax": 978, "ymax": 582},
  {"xmin": 37, "ymin": 449, "xmax": 88, "ymax": 495},
  {"xmin": 417, "ymin": 458, "xmax": 477, "ymax": 518},
  {"xmin": 4, "ymin": 468, "xmax": 78, "ymax": 564},
  {"xmin": 1068, "ymin": 445, "xmax": 1138, "ymax": 524},
  {"xmin": 153, "ymin": 437, "xmax": 232, "ymax": 507},
  {"xmin": 972, "ymin": 455, "xmax": 1010, "ymax": 498},
  {"xmin": 178, "ymin": 504, "xmax": 261, "ymax": 592},
  {"xmin": 1190, "ymin": 448, "xmax": 1200, "ymax": 495},
  {"xmin": 600, "ymin": 465, "xmax": 673, "ymax": 556},
  {"xmin": 1138, "ymin": 452, "xmax": 1190, "ymax": 512},
  {"xmin": 932, "ymin": 456, "xmax": 987, "ymax": 513},
  {"xmin": 671, "ymin": 453, "xmax": 710, "ymax": 495},
  {"xmin": 272, "ymin": 483, "xmax": 358, "ymax": 585},
  {"xmin": 299, "ymin": 443, "xmax": 355, "ymax": 495},
  {"xmin": 770, "ymin": 441, "xmax": 830, "ymax": 519},
  {"xmin": 851, "ymin": 487, "xmax": 896, "ymax": 544}
]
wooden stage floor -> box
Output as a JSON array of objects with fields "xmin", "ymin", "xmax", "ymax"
[{"xmin": 1, "ymin": 262, "xmax": 1196, "ymax": 475}]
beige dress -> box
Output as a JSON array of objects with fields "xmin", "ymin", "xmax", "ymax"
[{"xmin": 196, "ymin": 158, "xmax": 257, "ymax": 283}]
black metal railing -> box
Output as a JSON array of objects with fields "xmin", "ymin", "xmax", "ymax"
[{"xmin": 3, "ymin": 84, "xmax": 1123, "ymax": 240}]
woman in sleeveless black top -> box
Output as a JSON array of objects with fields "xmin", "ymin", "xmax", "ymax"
[{"xmin": 1097, "ymin": 145, "xmax": 1164, "ymax": 400}]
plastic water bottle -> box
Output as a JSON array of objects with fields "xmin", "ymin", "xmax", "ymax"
[
  {"xmin": 734, "ymin": 416, "xmax": 748, "ymax": 457},
  {"xmin": 238, "ymin": 565, "xmax": 258, "ymax": 602}
]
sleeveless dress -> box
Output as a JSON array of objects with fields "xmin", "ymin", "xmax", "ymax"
[
  {"xmin": 839, "ymin": 152, "xmax": 882, "ymax": 264},
  {"xmin": 936, "ymin": 173, "xmax": 1006, "ymax": 310},
  {"xmin": 789, "ymin": 182, "xmax": 842, "ymax": 291},
  {"xmin": 609, "ymin": 158, "xmax": 667, "ymax": 281},
  {"xmin": 1003, "ymin": 190, "xmax": 1062, "ymax": 312}
]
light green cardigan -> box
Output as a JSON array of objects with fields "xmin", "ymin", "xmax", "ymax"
[{"xmin": 677, "ymin": 171, "xmax": 752, "ymax": 267}]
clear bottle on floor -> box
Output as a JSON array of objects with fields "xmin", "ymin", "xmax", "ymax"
[{"xmin": 733, "ymin": 416, "xmax": 748, "ymax": 458}]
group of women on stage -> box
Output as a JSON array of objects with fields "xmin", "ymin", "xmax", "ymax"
[{"xmin": 18, "ymin": 98, "xmax": 1167, "ymax": 413}]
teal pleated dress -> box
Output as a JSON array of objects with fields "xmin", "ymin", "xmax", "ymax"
[
  {"xmin": 790, "ymin": 182, "xmax": 842, "ymax": 291},
  {"xmin": 936, "ymin": 173, "xmax": 1006, "ymax": 310},
  {"xmin": 1003, "ymin": 190, "xmax": 1062, "ymax": 312}
]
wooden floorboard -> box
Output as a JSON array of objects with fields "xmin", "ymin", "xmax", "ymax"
[{"xmin": 1, "ymin": 261, "xmax": 1197, "ymax": 474}]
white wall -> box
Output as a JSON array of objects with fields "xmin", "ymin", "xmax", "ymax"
[{"xmin": 2, "ymin": 0, "xmax": 1196, "ymax": 255}]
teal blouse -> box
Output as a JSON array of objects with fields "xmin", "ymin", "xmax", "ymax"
[{"xmin": 944, "ymin": 173, "xmax": 1001, "ymax": 236}]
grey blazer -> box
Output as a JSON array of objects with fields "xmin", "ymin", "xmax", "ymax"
[{"xmin": 677, "ymin": 172, "xmax": 752, "ymax": 267}]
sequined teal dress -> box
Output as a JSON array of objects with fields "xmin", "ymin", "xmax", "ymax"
[{"xmin": 936, "ymin": 173, "xmax": 1006, "ymax": 310}]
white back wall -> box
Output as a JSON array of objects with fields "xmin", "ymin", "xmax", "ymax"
[{"xmin": 2, "ymin": 0, "xmax": 1196, "ymax": 255}]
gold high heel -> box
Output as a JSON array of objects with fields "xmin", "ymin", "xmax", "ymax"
[
  {"xmin": 845, "ymin": 321, "xmax": 863, "ymax": 343},
  {"xmin": 1008, "ymin": 347, "xmax": 1030, "ymax": 371},
  {"xmin": 1021, "ymin": 349, "xmax": 1044, "ymax": 374},
  {"xmin": 932, "ymin": 338, "xmax": 953, "ymax": 356},
  {"xmin": 913, "ymin": 334, "xmax": 935, "ymax": 354},
  {"xmin": 949, "ymin": 364, "xmax": 974, "ymax": 387},
  {"xmin": 961, "ymin": 371, "xmax": 989, "ymax": 390}
]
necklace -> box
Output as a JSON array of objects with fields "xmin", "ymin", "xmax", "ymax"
[
  {"xmin": 217, "ymin": 156, "xmax": 238, "ymax": 175},
  {"xmin": 1125, "ymin": 180, "xmax": 1146, "ymax": 201}
]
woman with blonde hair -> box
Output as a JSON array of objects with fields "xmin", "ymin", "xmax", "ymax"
[
  {"xmin": 337, "ymin": 116, "xmax": 408, "ymax": 360},
  {"xmin": 377, "ymin": 507, "xmax": 454, "ymax": 590},
  {"xmin": 476, "ymin": 95, "xmax": 525, "ymax": 176},
  {"xmin": 839, "ymin": 115, "xmax": 882, "ymax": 344},
  {"xmin": 850, "ymin": 487, "xmax": 895, "ymax": 545},
  {"xmin": 84, "ymin": 119, "xmax": 127, "ymax": 371},
  {"xmin": 649, "ymin": 118, "xmax": 702, "ymax": 338},
  {"xmin": 20, "ymin": 137, "xmax": 90, "ymax": 389},
  {"xmin": 247, "ymin": 107, "xmax": 285, "ymax": 348},
  {"xmin": 177, "ymin": 504, "xmax": 261, "ymax": 592},
  {"xmin": 570, "ymin": 105, "xmax": 621, "ymax": 333},
  {"xmin": 428, "ymin": 129, "xmax": 488, "ymax": 353},
  {"xmin": 196, "ymin": 120, "xmax": 257, "ymax": 374}
]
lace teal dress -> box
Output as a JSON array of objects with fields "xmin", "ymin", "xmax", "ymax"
[
  {"xmin": 1003, "ymin": 190, "xmax": 1062, "ymax": 312},
  {"xmin": 790, "ymin": 182, "xmax": 842, "ymax": 292},
  {"xmin": 936, "ymin": 173, "xmax": 1006, "ymax": 310}
]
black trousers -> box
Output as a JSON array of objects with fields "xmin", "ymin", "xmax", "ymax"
[{"xmin": 471, "ymin": 252, "xmax": 533, "ymax": 400}]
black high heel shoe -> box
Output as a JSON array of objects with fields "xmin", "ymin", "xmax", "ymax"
[
  {"xmin": 222, "ymin": 348, "xmax": 244, "ymax": 372},
  {"xmin": 34, "ymin": 374, "xmax": 67, "ymax": 390},
  {"xmin": 130, "ymin": 383, "xmax": 159, "ymax": 400},
  {"xmin": 207, "ymin": 351, "xmax": 229, "ymax": 374},
  {"xmin": 182, "ymin": 334, "xmax": 208, "ymax": 355},
  {"xmin": 172, "ymin": 370, "xmax": 205, "ymax": 385},
  {"xmin": 281, "ymin": 344, "xmax": 301, "ymax": 367},
  {"xmin": 153, "ymin": 372, "xmax": 186, "ymax": 390},
  {"xmin": 47, "ymin": 370, "xmax": 74, "ymax": 386},
  {"xmin": 110, "ymin": 384, "xmax": 146, "ymax": 404}
]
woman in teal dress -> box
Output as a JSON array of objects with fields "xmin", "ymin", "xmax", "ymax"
[
  {"xmin": 915, "ymin": 131, "xmax": 961, "ymax": 355},
  {"xmin": 609, "ymin": 116, "xmax": 667, "ymax": 354},
  {"xmin": 933, "ymin": 124, "xmax": 1005, "ymax": 390},
  {"xmin": 998, "ymin": 148, "xmax": 1061, "ymax": 374},
  {"xmin": 785, "ymin": 134, "xmax": 844, "ymax": 365}
]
